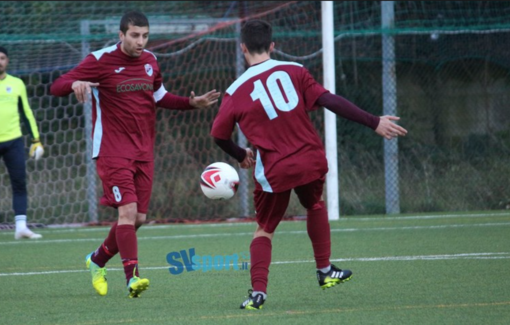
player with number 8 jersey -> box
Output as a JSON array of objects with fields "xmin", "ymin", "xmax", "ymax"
[{"xmin": 50, "ymin": 10, "xmax": 220, "ymax": 298}]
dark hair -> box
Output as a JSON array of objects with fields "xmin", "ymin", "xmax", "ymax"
[
  {"xmin": 0, "ymin": 46, "xmax": 8, "ymax": 57},
  {"xmin": 241, "ymin": 19, "xmax": 272, "ymax": 54},
  {"xmin": 120, "ymin": 10, "xmax": 149, "ymax": 34}
]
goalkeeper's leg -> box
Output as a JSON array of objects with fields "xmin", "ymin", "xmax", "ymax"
[{"xmin": 3, "ymin": 138, "xmax": 42, "ymax": 240}]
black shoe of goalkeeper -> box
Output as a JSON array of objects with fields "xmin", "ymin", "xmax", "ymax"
[
  {"xmin": 240, "ymin": 290, "xmax": 265, "ymax": 310},
  {"xmin": 317, "ymin": 264, "xmax": 353, "ymax": 289}
]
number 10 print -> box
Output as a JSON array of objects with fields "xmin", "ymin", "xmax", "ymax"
[{"xmin": 250, "ymin": 71, "xmax": 299, "ymax": 120}]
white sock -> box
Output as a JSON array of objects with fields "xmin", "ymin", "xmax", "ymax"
[
  {"xmin": 319, "ymin": 265, "xmax": 331, "ymax": 273},
  {"xmin": 252, "ymin": 291, "xmax": 267, "ymax": 300},
  {"xmin": 15, "ymin": 215, "xmax": 28, "ymax": 231}
]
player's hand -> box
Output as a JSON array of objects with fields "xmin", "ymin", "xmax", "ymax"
[
  {"xmin": 72, "ymin": 81, "xmax": 100, "ymax": 103},
  {"xmin": 29, "ymin": 139, "xmax": 44, "ymax": 160},
  {"xmin": 189, "ymin": 89, "xmax": 221, "ymax": 109},
  {"xmin": 239, "ymin": 148, "xmax": 255, "ymax": 169},
  {"xmin": 375, "ymin": 116, "xmax": 408, "ymax": 140}
]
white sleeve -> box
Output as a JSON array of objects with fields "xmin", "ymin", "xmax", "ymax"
[{"xmin": 154, "ymin": 84, "xmax": 167, "ymax": 103}]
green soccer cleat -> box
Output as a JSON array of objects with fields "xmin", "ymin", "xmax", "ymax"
[
  {"xmin": 85, "ymin": 252, "xmax": 108, "ymax": 296},
  {"xmin": 127, "ymin": 276, "xmax": 150, "ymax": 298},
  {"xmin": 317, "ymin": 264, "xmax": 353, "ymax": 289},
  {"xmin": 240, "ymin": 289, "xmax": 265, "ymax": 310}
]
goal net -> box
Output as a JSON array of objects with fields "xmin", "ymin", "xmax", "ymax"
[{"xmin": 1, "ymin": 1, "xmax": 509, "ymax": 226}]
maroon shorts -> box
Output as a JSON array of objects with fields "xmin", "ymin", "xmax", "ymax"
[
  {"xmin": 254, "ymin": 176, "xmax": 325, "ymax": 233},
  {"xmin": 96, "ymin": 157, "xmax": 154, "ymax": 214}
]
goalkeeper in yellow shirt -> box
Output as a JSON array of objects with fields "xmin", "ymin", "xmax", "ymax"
[{"xmin": 0, "ymin": 46, "xmax": 44, "ymax": 239}]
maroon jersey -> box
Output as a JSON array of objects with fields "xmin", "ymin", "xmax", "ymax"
[
  {"xmin": 211, "ymin": 59, "xmax": 329, "ymax": 193},
  {"xmin": 51, "ymin": 43, "xmax": 177, "ymax": 161}
]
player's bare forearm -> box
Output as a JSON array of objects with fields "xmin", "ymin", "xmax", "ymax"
[
  {"xmin": 189, "ymin": 89, "xmax": 221, "ymax": 109},
  {"xmin": 375, "ymin": 116, "xmax": 408, "ymax": 140},
  {"xmin": 71, "ymin": 81, "xmax": 100, "ymax": 103},
  {"xmin": 239, "ymin": 148, "xmax": 254, "ymax": 169}
]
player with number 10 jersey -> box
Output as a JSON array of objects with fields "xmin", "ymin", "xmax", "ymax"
[
  {"xmin": 211, "ymin": 19, "xmax": 407, "ymax": 310},
  {"xmin": 211, "ymin": 59, "xmax": 329, "ymax": 193}
]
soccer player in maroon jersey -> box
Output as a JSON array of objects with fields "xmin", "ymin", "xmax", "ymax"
[
  {"xmin": 211, "ymin": 19, "xmax": 408, "ymax": 310},
  {"xmin": 50, "ymin": 10, "xmax": 220, "ymax": 298}
]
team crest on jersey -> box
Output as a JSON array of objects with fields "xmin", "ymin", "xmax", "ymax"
[
  {"xmin": 145, "ymin": 64, "xmax": 153, "ymax": 77},
  {"xmin": 6, "ymin": 86, "xmax": 12, "ymax": 93}
]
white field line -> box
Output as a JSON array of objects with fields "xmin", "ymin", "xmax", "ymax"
[
  {"xmin": 1, "ymin": 252, "xmax": 509, "ymax": 277},
  {"xmin": 1, "ymin": 221, "xmax": 510, "ymax": 245},
  {"xmin": 1, "ymin": 211, "xmax": 509, "ymax": 236},
  {"xmin": 350, "ymin": 212, "xmax": 510, "ymax": 221}
]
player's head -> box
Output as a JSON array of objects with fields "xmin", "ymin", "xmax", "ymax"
[
  {"xmin": 119, "ymin": 10, "xmax": 150, "ymax": 58},
  {"xmin": 0, "ymin": 46, "xmax": 9, "ymax": 77},
  {"xmin": 241, "ymin": 19, "xmax": 273, "ymax": 55}
]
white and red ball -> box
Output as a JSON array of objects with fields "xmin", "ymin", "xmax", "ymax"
[{"xmin": 200, "ymin": 162, "xmax": 239, "ymax": 200}]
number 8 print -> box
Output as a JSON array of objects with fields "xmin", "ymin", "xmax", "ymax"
[
  {"xmin": 250, "ymin": 71, "xmax": 299, "ymax": 120},
  {"xmin": 112, "ymin": 186, "xmax": 122, "ymax": 202}
]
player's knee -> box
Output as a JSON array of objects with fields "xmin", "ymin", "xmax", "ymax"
[
  {"xmin": 254, "ymin": 226, "xmax": 273, "ymax": 240},
  {"xmin": 135, "ymin": 214, "xmax": 146, "ymax": 228},
  {"xmin": 118, "ymin": 203, "xmax": 138, "ymax": 223},
  {"xmin": 306, "ymin": 200, "xmax": 326, "ymax": 211}
]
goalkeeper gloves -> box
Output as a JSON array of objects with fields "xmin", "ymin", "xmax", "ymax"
[{"xmin": 29, "ymin": 139, "xmax": 44, "ymax": 160}]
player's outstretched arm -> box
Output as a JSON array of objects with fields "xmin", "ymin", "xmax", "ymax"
[
  {"xmin": 375, "ymin": 116, "xmax": 408, "ymax": 140},
  {"xmin": 189, "ymin": 90, "xmax": 221, "ymax": 109},
  {"xmin": 316, "ymin": 93, "xmax": 408, "ymax": 139},
  {"xmin": 317, "ymin": 93, "xmax": 380, "ymax": 130}
]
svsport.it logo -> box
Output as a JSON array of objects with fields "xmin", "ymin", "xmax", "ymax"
[{"xmin": 166, "ymin": 248, "xmax": 250, "ymax": 275}]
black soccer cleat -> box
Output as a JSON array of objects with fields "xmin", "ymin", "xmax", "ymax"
[
  {"xmin": 317, "ymin": 264, "xmax": 353, "ymax": 289},
  {"xmin": 240, "ymin": 289, "xmax": 266, "ymax": 310}
]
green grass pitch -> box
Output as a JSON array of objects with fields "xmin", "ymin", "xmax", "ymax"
[{"xmin": 1, "ymin": 211, "xmax": 510, "ymax": 324}]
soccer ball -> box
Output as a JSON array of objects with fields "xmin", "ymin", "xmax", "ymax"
[{"xmin": 200, "ymin": 162, "xmax": 240, "ymax": 200}]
